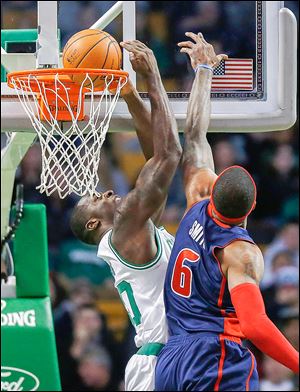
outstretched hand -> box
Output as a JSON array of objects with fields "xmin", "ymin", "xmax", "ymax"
[
  {"xmin": 178, "ymin": 32, "xmax": 228, "ymax": 70},
  {"xmin": 120, "ymin": 40, "xmax": 159, "ymax": 78}
]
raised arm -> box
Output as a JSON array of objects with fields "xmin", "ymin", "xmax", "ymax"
[
  {"xmin": 113, "ymin": 41, "xmax": 181, "ymax": 241},
  {"xmin": 121, "ymin": 81, "xmax": 167, "ymax": 225},
  {"xmin": 179, "ymin": 33, "xmax": 227, "ymax": 209},
  {"xmin": 217, "ymin": 241, "xmax": 299, "ymax": 374},
  {"xmin": 121, "ymin": 80, "xmax": 153, "ymax": 160}
]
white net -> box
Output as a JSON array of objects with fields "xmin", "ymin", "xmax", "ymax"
[{"xmin": 9, "ymin": 72, "xmax": 127, "ymax": 198}]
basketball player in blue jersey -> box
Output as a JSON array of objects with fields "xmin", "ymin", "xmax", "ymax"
[{"xmin": 155, "ymin": 32, "xmax": 299, "ymax": 391}]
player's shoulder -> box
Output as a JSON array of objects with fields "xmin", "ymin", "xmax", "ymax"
[
  {"xmin": 220, "ymin": 240, "xmax": 264, "ymax": 283},
  {"xmin": 222, "ymin": 239, "xmax": 263, "ymax": 264}
]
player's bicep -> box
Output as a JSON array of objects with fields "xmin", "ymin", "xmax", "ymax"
[
  {"xmin": 184, "ymin": 167, "xmax": 217, "ymax": 210},
  {"xmin": 116, "ymin": 156, "xmax": 178, "ymax": 229}
]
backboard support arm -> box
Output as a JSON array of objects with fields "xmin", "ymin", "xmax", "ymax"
[
  {"xmin": 36, "ymin": 1, "xmax": 59, "ymax": 68},
  {"xmin": 1, "ymin": 133, "xmax": 36, "ymax": 239}
]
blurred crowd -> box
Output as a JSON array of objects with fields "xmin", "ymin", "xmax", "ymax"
[{"xmin": 2, "ymin": 1, "xmax": 299, "ymax": 391}]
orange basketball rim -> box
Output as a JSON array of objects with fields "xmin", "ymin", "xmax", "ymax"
[{"xmin": 7, "ymin": 68, "xmax": 128, "ymax": 121}]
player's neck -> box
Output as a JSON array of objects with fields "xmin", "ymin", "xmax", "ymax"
[{"xmin": 98, "ymin": 226, "xmax": 113, "ymax": 243}]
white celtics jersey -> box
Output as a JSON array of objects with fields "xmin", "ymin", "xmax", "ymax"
[{"xmin": 97, "ymin": 226, "xmax": 174, "ymax": 348}]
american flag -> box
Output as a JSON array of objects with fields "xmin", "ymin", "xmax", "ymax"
[{"xmin": 212, "ymin": 59, "xmax": 253, "ymax": 90}]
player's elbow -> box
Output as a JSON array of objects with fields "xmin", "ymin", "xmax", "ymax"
[
  {"xmin": 157, "ymin": 142, "xmax": 182, "ymax": 163},
  {"xmin": 167, "ymin": 146, "xmax": 182, "ymax": 167},
  {"xmin": 173, "ymin": 142, "xmax": 183, "ymax": 160},
  {"xmin": 239, "ymin": 322, "xmax": 255, "ymax": 340},
  {"xmin": 239, "ymin": 316, "xmax": 262, "ymax": 342}
]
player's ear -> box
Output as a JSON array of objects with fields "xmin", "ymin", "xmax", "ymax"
[{"xmin": 86, "ymin": 218, "xmax": 101, "ymax": 231}]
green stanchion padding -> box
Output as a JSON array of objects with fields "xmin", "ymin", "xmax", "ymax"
[
  {"xmin": 13, "ymin": 204, "xmax": 50, "ymax": 298},
  {"xmin": 1, "ymin": 29, "xmax": 38, "ymax": 82},
  {"xmin": 1, "ymin": 298, "xmax": 61, "ymax": 391},
  {"xmin": 1, "ymin": 29, "xmax": 61, "ymax": 82}
]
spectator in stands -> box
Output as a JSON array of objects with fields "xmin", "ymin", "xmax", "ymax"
[
  {"xmin": 2, "ymin": 1, "xmax": 36, "ymax": 29},
  {"xmin": 57, "ymin": 1, "xmax": 84, "ymax": 45},
  {"xmin": 254, "ymin": 144, "xmax": 298, "ymax": 225},
  {"xmin": 54, "ymin": 279, "xmax": 97, "ymax": 327},
  {"xmin": 43, "ymin": 190, "xmax": 77, "ymax": 253},
  {"xmin": 109, "ymin": 132, "xmax": 145, "ymax": 188},
  {"xmin": 262, "ymin": 223, "xmax": 299, "ymax": 288},
  {"xmin": 213, "ymin": 138, "xmax": 239, "ymax": 174},
  {"xmin": 56, "ymin": 239, "xmax": 116, "ymax": 295},
  {"xmin": 260, "ymin": 356, "xmax": 295, "ymax": 391},
  {"xmin": 55, "ymin": 302, "xmax": 121, "ymax": 390},
  {"xmin": 282, "ymin": 316, "xmax": 299, "ymax": 351},
  {"xmin": 264, "ymin": 250, "xmax": 295, "ymax": 287},
  {"xmin": 17, "ymin": 143, "xmax": 43, "ymax": 203},
  {"xmin": 263, "ymin": 266, "xmax": 299, "ymax": 323},
  {"xmin": 281, "ymin": 164, "xmax": 299, "ymax": 224},
  {"xmin": 49, "ymin": 272, "xmax": 68, "ymax": 313},
  {"xmin": 77, "ymin": 346, "xmax": 113, "ymax": 391},
  {"xmin": 96, "ymin": 145, "xmax": 130, "ymax": 197},
  {"xmin": 70, "ymin": 305, "xmax": 110, "ymax": 359},
  {"xmin": 273, "ymin": 266, "xmax": 299, "ymax": 318}
]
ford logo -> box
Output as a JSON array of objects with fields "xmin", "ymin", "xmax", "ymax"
[{"xmin": 1, "ymin": 366, "xmax": 40, "ymax": 391}]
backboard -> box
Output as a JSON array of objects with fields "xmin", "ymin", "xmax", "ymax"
[{"xmin": 1, "ymin": 1, "xmax": 298, "ymax": 133}]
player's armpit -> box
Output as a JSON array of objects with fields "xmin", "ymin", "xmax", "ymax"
[
  {"xmin": 150, "ymin": 197, "xmax": 167, "ymax": 227},
  {"xmin": 184, "ymin": 167, "xmax": 217, "ymax": 211}
]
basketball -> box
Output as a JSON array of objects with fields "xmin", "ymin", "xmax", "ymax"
[{"xmin": 62, "ymin": 29, "xmax": 122, "ymax": 88}]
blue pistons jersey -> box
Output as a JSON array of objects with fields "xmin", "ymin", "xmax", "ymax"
[
  {"xmin": 164, "ymin": 198, "xmax": 255, "ymax": 338},
  {"xmin": 155, "ymin": 198, "xmax": 259, "ymax": 391}
]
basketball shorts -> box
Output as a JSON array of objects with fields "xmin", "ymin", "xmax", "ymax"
[
  {"xmin": 155, "ymin": 332, "xmax": 259, "ymax": 391},
  {"xmin": 125, "ymin": 342, "xmax": 164, "ymax": 391}
]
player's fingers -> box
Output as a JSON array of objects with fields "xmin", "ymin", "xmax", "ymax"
[
  {"xmin": 198, "ymin": 32, "xmax": 209, "ymax": 45},
  {"xmin": 217, "ymin": 54, "xmax": 228, "ymax": 63},
  {"xmin": 122, "ymin": 39, "xmax": 142, "ymax": 46},
  {"xmin": 212, "ymin": 54, "xmax": 228, "ymax": 68},
  {"xmin": 180, "ymin": 47, "xmax": 192, "ymax": 55},
  {"xmin": 185, "ymin": 32, "xmax": 201, "ymax": 43},
  {"xmin": 198, "ymin": 32, "xmax": 206, "ymax": 43},
  {"xmin": 120, "ymin": 42, "xmax": 140, "ymax": 54},
  {"xmin": 177, "ymin": 41, "xmax": 194, "ymax": 49},
  {"xmin": 217, "ymin": 54, "xmax": 228, "ymax": 62},
  {"xmin": 127, "ymin": 39, "xmax": 151, "ymax": 52},
  {"xmin": 121, "ymin": 41, "xmax": 148, "ymax": 54}
]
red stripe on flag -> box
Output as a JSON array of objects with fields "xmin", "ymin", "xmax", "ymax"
[{"xmin": 212, "ymin": 58, "xmax": 253, "ymax": 90}]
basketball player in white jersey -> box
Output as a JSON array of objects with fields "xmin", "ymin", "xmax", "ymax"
[{"xmin": 70, "ymin": 40, "xmax": 182, "ymax": 391}]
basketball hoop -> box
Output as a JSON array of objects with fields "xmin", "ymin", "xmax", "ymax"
[{"xmin": 7, "ymin": 68, "xmax": 128, "ymax": 199}]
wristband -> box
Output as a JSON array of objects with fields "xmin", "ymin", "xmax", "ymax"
[{"xmin": 194, "ymin": 64, "xmax": 214, "ymax": 73}]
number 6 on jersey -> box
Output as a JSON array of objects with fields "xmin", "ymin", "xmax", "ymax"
[{"xmin": 171, "ymin": 248, "xmax": 200, "ymax": 298}]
